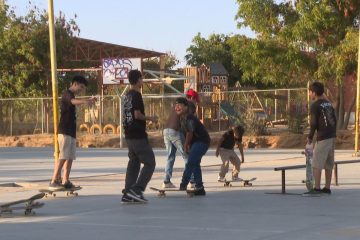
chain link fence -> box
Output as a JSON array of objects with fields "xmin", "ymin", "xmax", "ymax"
[{"xmin": 0, "ymin": 88, "xmax": 308, "ymax": 137}]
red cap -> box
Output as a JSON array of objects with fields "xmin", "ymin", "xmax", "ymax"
[{"xmin": 186, "ymin": 89, "xmax": 200, "ymax": 103}]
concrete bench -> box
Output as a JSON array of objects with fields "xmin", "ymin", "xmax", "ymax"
[{"xmin": 274, "ymin": 160, "xmax": 360, "ymax": 194}]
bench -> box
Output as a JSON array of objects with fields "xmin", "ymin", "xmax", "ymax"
[{"xmin": 274, "ymin": 160, "xmax": 360, "ymax": 194}]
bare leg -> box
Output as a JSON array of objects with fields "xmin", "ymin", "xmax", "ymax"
[
  {"xmin": 313, "ymin": 168, "xmax": 322, "ymax": 189},
  {"xmin": 324, "ymin": 169, "xmax": 332, "ymax": 189},
  {"xmin": 51, "ymin": 159, "xmax": 65, "ymax": 183},
  {"xmin": 62, "ymin": 160, "xmax": 73, "ymax": 183}
]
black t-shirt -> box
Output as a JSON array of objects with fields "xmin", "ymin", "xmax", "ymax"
[
  {"xmin": 220, "ymin": 130, "xmax": 242, "ymax": 149},
  {"xmin": 181, "ymin": 114, "xmax": 210, "ymax": 146},
  {"xmin": 123, "ymin": 89, "xmax": 147, "ymax": 139},
  {"xmin": 58, "ymin": 89, "xmax": 76, "ymax": 138},
  {"xmin": 308, "ymin": 99, "xmax": 336, "ymax": 141}
]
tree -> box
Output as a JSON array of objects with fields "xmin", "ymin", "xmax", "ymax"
[
  {"xmin": 185, "ymin": 33, "xmax": 242, "ymax": 86},
  {"xmin": 0, "ymin": 2, "xmax": 80, "ymax": 133},
  {"xmin": 234, "ymin": 0, "xmax": 360, "ymax": 129}
]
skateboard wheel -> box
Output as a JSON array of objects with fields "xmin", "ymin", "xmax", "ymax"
[
  {"xmin": 229, "ymin": 184, "xmax": 232, "ymax": 187},
  {"xmin": 74, "ymin": 192, "xmax": 78, "ymax": 196},
  {"xmin": 52, "ymin": 193, "xmax": 56, "ymax": 197}
]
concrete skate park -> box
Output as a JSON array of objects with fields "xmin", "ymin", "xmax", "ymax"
[{"xmin": 1, "ymin": 147, "xmax": 360, "ymax": 240}]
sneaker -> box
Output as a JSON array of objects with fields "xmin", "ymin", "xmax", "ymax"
[
  {"xmin": 321, "ymin": 187, "xmax": 332, "ymax": 195},
  {"xmin": 302, "ymin": 188, "xmax": 322, "ymax": 197},
  {"xmin": 187, "ymin": 182, "xmax": 195, "ymax": 189},
  {"xmin": 162, "ymin": 181, "xmax": 177, "ymax": 189},
  {"xmin": 218, "ymin": 176, "xmax": 226, "ymax": 182},
  {"xmin": 127, "ymin": 189, "xmax": 148, "ymax": 203},
  {"xmin": 63, "ymin": 181, "xmax": 75, "ymax": 189},
  {"xmin": 121, "ymin": 194, "xmax": 137, "ymax": 203},
  {"xmin": 232, "ymin": 177, "xmax": 241, "ymax": 181},
  {"xmin": 48, "ymin": 181, "xmax": 63, "ymax": 190},
  {"xmin": 193, "ymin": 186, "xmax": 206, "ymax": 196}
]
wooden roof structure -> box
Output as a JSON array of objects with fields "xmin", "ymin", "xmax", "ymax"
[{"xmin": 67, "ymin": 37, "xmax": 165, "ymax": 66}]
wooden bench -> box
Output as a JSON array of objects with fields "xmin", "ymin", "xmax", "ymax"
[{"xmin": 274, "ymin": 160, "xmax": 360, "ymax": 194}]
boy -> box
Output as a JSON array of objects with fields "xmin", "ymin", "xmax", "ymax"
[
  {"xmin": 303, "ymin": 81, "xmax": 336, "ymax": 196},
  {"xmin": 49, "ymin": 75, "xmax": 96, "ymax": 190},
  {"xmin": 175, "ymin": 97, "xmax": 210, "ymax": 196},
  {"xmin": 121, "ymin": 69, "xmax": 157, "ymax": 203},
  {"xmin": 216, "ymin": 125, "xmax": 245, "ymax": 182},
  {"xmin": 186, "ymin": 88, "xmax": 199, "ymax": 115},
  {"xmin": 162, "ymin": 101, "xmax": 188, "ymax": 188}
]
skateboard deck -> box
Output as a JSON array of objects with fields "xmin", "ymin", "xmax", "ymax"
[
  {"xmin": 303, "ymin": 146, "xmax": 314, "ymax": 191},
  {"xmin": 0, "ymin": 193, "xmax": 45, "ymax": 216},
  {"xmin": 149, "ymin": 187, "xmax": 195, "ymax": 197},
  {"xmin": 39, "ymin": 186, "xmax": 82, "ymax": 197},
  {"xmin": 223, "ymin": 177, "xmax": 257, "ymax": 187}
]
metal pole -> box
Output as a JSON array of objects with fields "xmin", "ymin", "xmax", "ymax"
[
  {"xmin": 354, "ymin": 24, "xmax": 360, "ymax": 156},
  {"xmin": 307, "ymin": 81, "xmax": 310, "ymax": 125},
  {"xmin": 10, "ymin": 103, "xmax": 12, "ymax": 136},
  {"xmin": 275, "ymin": 90, "xmax": 278, "ymax": 121},
  {"xmin": 47, "ymin": 0, "xmax": 59, "ymax": 161},
  {"xmin": 41, "ymin": 98, "xmax": 44, "ymax": 134},
  {"xmin": 119, "ymin": 96, "xmax": 123, "ymax": 148}
]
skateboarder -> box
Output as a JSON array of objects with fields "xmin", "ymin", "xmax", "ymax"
[
  {"xmin": 162, "ymin": 102, "xmax": 188, "ymax": 188},
  {"xmin": 49, "ymin": 75, "xmax": 96, "ymax": 190},
  {"xmin": 175, "ymin": 97, "xmax": 210, "ymax": 196},
  {"xmin": 303, "ymin": 81, "xmax": 336, "ymax": 196},
  {"xmin": 121, "ymin": 70, "xmax": 157, "ymax": 203},
  {"xmin": 216, "ymin": 125, "xmax": 245, "ymax": 182}
]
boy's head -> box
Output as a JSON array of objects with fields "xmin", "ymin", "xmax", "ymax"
[
  {"xmin": 71, "ymin": 75, "xmax": 88, "ymax": 94},
  {"xmin": 186, "ymin": 89, "xmax": 200, "ymax": 103},
  {"xmin": 174, "ymin": 97, "xmax": 189, "ymax": 116},
  {"xmin": 233, "ymin": 125, "xmax": 245, "ymax": 138},
  {"xmin": 128, "ymin": 69, "xmax": 143, "ymax": 86},
  {"xmin": 309, "ymin": 81, "xmax": 324, "ymax": 100}
]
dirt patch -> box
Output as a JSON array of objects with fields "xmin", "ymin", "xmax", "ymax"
[{"xmin": 0, "ymin": 130, "xmax": 355, "ymax": 149}]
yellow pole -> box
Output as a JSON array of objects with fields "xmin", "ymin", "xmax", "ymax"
[
  {"xmin": 47, "ymin": 0, "xmax": 59, "ymax": 161},
  {"xmin": 354, "ymin": 25, "xmax": 360, "ymax": 156}
]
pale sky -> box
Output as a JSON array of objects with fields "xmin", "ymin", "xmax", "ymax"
[{"xmin": 6, "ymin": 0, "xmax": 255, "ymax": 67}]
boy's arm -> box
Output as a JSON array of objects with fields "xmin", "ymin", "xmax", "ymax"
[
  {"xmin": 216, "ymin": 136, "xmax": 224, "ymax": 157},
  {"xmin": 184, "ymin": 132, "xmax": 193, "ymax": 153},
  {"xmin": 134, "ymin": 110, "xmax": 158, "ymax": 122},
  {"xmin": 237, "ymin": 143, "xmax": 245, "ymax": 163},
  {"xmin": 71, "ymin": 97, "xmax": 96, "ymax": 106}
]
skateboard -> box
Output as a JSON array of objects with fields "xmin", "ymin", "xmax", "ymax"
[
  {"xmin": 0, "ymin": 193, "xmax": 45, "ymax": 216},
  {"xmin": 149, "ymin": 187, "xmax": 196, "ymax": 197},
  {"xmin": 223, "ymin": 177, "xmax": 257, "ymax": 187},
  {"xmin": 39, "ymin": 186, "xmax": 82, "ymax": 197},
  {"xmin": 303, "ymin": 145, "xmax": 314, "ymax": 191}
]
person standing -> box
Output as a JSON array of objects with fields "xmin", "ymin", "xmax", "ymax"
[
  {"xmin": 121, "ymin": 70, "xmax": 157, "ymax": 203},
  {"xmin": 175, "ymin": 97, "xmax": 210, "ymax": 196},
  {"xmin": 303, "ymin": 81, "xmax": 336, "ymax": 196},
  {"xmin": 49, "ymin": 75, "xmax": 96, "ymax": 190}
]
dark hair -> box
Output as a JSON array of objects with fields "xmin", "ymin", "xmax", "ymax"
[
  {"xmin": 234, "ymin": 125, "xmax": 245, "ymax": 135},
  {"xmin": 175, "ymin": 97, "xmax": 189, "ymax": 106},
  {"xmin": 128, "ymin": 69, "xmax": 142, "ymax": 85},
  {"xmin": 72, "ymin": 75, "xmax": 88, "ymax": 87},
  {"xmin": 309, "ymin": 82, "xmax": 324, "ymax": 96}
]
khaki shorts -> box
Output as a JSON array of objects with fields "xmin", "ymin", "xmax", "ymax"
[
  {"xmin": 313, "ymin": 138, "xmax": 335, "ymax": 170},
  {"xmin": 219, "ymin": 148, "xmax": 241, "ymax": 165},
  {"xmin": 58, "ymin": 134, "xmax": 76, "ymax": 160}
]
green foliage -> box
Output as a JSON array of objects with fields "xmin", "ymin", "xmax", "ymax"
[
  {"xmin": 0, "ymin": 2, "xmax": 80, "ymax": 98},
  {"xmin": 185, "ymin": 33, "xmax": 242, "ymax": 86}
]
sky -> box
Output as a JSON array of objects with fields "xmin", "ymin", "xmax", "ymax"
[{"xmin": 6, "ymin": 0, "xmax": 255, "ymax": 67}]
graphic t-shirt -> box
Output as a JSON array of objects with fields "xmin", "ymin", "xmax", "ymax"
[
  {"xmin": 58, "ymin": 90, "xmax": 76, "ymax": 138},
  {"xmin": 308, "ymin": 99, "xmax": 336, "ymax": 141},
  {"xmin": 123, "ymin": 89, "xmax": 147, "ymax": 139},
  {"xmin": 181, "ymin": 114, "xmax": 210, "ymax": 146}
]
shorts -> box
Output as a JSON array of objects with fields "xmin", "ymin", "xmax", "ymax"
[
  {"xmin": 312, "ymin": 138, "xmax": 335, "ymax": 170},
  {"xmin": 219, "ymin": 148, "xmax": 241, "ymax": 165},
  {"xmin": 58, "ymin": 134, "xmax": 76, "ymax": 160}
]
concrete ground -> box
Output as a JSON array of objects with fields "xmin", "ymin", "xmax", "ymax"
[{"xmin": 1, "ymin": 147, "xmax": 360, "ymax": 240}]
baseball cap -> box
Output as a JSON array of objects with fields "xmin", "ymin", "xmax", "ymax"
[
  {"xmin": 175, "ymin": 97, "xmax": 189, "ymax": 106},
  {"xmin": 186, "ymin": 89, "xmax": 200, "ymax": 102}
]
